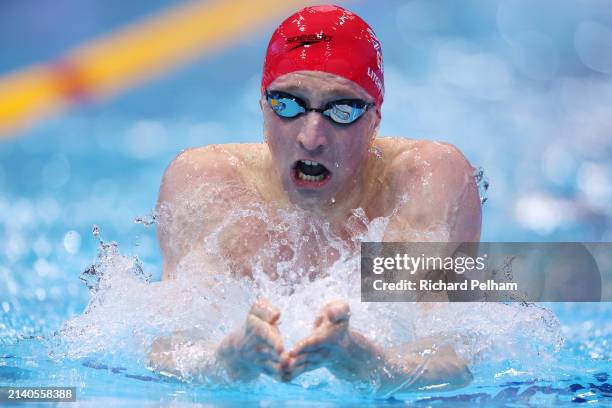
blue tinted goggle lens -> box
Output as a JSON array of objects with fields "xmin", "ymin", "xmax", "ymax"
[
  {"xmin": 268, "ymin": 94, "xmax": 305, "ymax": 117},
  {"xmin": 324, "ymin": 102, "xmax": 367, "ymax": 124},
  {"xmin": 266, "ymin": 91, "xmax": 372, "ymax": 125}
]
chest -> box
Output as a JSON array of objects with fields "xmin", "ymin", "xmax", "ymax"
[{"xmin": 212, "ymin": 207, "xmax": 365, "ymax": 281}]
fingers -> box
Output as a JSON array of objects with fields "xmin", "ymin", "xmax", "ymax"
[
  {"xmin": 281, "ymin": 301, "xmax": 352, "ymax": 382},
  {"xmin": 313, "ymin": 301, "xmax": 349, "ymax": 329},
  {"xmin": 290, "ymin": 333, "xmax": 328, "ymax": 357},
  {"xmin": 282, "ymin": 349, "xmax": 329, "ymax": 381},
  {"xmin": 283, "ymin": 360, "xmax": 311, "ymax": 381},
  {"xmin": 260, "ymin": 360, "xmax": 283, "ymax": 380},
  {"xmin": 240, "ymin": 299, "xmax": 286, "ymax": 380},
  {"xmin": 239, "ymin": 341, "xmax": 284, "ymax": 381},
  {"xmin": 243, "ymin": 335, "xmax": 285, "ymax": 380},
  {"xmin": 246, "ymin": 315, "xmax": 284, "ymax": 354},
  {"xmin": 220, "ymin": 300, "xmax": 288, "ymax": 381},
  {"xmin": 249, "ymin": 298, "xmax": 280, "ymax": 324},
  {"xmin": 250, "ymin": 345, "xmax": 281, "ymax": 363},
  {"xmin": 291, "ymin": 302, "xmax": 352, "ymax": 358},
  {"xmin": 322, "ymin": 300, "xmax": 351, "ymax": 324},
  {"xmin": 232, "ymin": 299, "xmax": 353, "ymax": 382},
  {"xmin": 290, "ymin": 348, "xmax": 329, "ymax": 367}
]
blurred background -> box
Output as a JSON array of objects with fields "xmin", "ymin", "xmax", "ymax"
[{"xmin": 0, "ymin": 0, "xmax": 611, "ymax": 338}]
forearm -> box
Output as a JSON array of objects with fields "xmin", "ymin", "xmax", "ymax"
[
  {"xmin": 147, "ymin": 331, "xmax": 226, "ymax": 383},
  {"xmin": 326, "ymin": 330, "xmax": 386, "ymax": 381},
  {"xmin": 375, "ymin": 343, "xmax": 473, "ymax": 395},
  {"xmin": 214, "ymin": 327, "xmax": 261, "ymax": 382},
  {"xmin": 332, "ymin": 331, "xmax": 472, "ymax": 396},
  {"xmin": 150, "ymin": 298, "xmax": 285, "ymax": 385}
]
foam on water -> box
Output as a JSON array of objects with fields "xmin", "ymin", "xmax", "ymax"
[{"xmin": 52, "ymin": 189, "xmax": 563, "ymax": 395}]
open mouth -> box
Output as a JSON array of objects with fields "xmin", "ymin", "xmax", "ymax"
[{"xmin": 291, "ymin": 159, "xmax": 331, "ymax": 187}]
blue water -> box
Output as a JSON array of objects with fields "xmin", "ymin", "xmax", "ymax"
[{"xmin": 1, "ymin": 0, "xmax": 611, "ymax": 406}]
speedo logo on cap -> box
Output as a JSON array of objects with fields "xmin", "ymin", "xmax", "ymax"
[{"xmin": 286, "ymin": 33, "xmax": 332, "ymax": 51}]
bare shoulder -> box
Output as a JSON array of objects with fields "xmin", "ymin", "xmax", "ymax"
[
  {"xmin": 161, "ymin": 144, "xmax": 252, "ymax": 184},
  {"xmin": 158, "ymin": 143, "xmax": 265, "ymax": 202},
  {"xmin": 156, "ymin": 143, "xmax": 266, "ymax": 279},
  {"xmin": 376, "ymin": 137, "xmax": 481, "ymax": 241},
  {"xmin": 377, "ymin": 137, "xmax": 475, "ymax": 191}
]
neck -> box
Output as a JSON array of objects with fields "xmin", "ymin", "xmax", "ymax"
[
  {"xmin": 316, "ymin": 173, "xmax": 367, "ymax": 220},
  {"xmin": 299, "ymin": 147, "xmax": 380, "ymax": 226}
]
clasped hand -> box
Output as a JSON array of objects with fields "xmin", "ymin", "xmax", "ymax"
[{"xmin": 217, "ymin": 298, "xmax": 360, "ymax": 382}]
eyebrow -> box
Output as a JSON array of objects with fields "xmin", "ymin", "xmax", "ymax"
[{"xmin": 271, "ymin": 84, "xmax": 366, "ymax": 102}]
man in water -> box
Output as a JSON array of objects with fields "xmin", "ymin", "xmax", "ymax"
[{"xmin": 149, "ymin": 5, "xmax": 481, "ymax": 393}]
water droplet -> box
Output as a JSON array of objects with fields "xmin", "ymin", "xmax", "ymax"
[
  {"xmin": 334, "ymin": 162, "xmax": 340, "ymax": 168},
  {"xmin": 369, "ymin": 147, "xmax": 383, "ymax": 159},
  {"xmin": 134, "ymin": 214, "xmax": 157, "ymax": 227},
  {"xmin": 473, "ymin": 167, "xmax": 489, "ymax": 205},
  {"xmin": 331, "ymin": 197, "xmax": 336, "ymax": 204}
]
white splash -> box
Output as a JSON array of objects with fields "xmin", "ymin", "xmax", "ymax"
[{"xmin": 55, "ymin": 194, "xmax": 562, "ymax": 392}]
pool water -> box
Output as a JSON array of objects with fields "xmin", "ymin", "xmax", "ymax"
[
  {"xmin": 1, "ymin": 0, "xmax": 611, "ymax": 406},
  {"xmin": 0, "ymin": 304, "xmax": 610, "ymax": 406},
  {"xmin": 1, "ymin": 226, "xmax": 610, "ymax": 406}
]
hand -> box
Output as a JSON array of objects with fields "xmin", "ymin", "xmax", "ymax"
[
  {"xmin": 216, "ymin": 298, "xmax": 285, "ymax": 381},
  {"xmin": 283, "ymin": 300, "xmax": 381, "ymax": 381}
]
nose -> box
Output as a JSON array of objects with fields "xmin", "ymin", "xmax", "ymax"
[{"xmin": 296, "ymin": 112, "xmax": 328, "ymax": 154}]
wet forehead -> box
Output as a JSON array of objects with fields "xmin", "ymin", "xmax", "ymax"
[{"xmin": 268, "ymin": 71, "xmax": 372, "ymax": 104}]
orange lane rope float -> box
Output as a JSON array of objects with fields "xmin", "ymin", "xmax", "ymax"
[{"xmin": 0, "ymin": 0, "xmax": 315, "ymax": 138}]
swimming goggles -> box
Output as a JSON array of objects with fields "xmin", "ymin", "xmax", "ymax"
[{"xmin": 265, "ymin": 90, "xmax": 374, "ymax": 125}]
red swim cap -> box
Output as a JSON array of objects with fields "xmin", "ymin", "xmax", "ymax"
[{"xmin": 261, "ymin": 5, "xmax": 384, "ymax": 108}]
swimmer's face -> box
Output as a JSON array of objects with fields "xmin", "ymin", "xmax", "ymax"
[{"xmin": 262, "ymin": 71, "xmax": 380, "ymax": 207}]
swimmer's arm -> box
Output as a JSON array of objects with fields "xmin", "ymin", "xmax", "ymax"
[
  {"xmin": 147, "ymin": 330, "xmax": 222, "ymax": 380},
  {"xmin": 156, "ymin": 146, "xmax": 240, "ymax": 280},
  {"xmin": 328, "ymin": 330, "xmax": 472, "ymax": 394},
  {"xmin": 383, "ymin": 142, "xmax": 482, "ymax": 243},
  {"xmin": 287, "ymin": 301, "xmax": 471, "ymax": 394},
  {"xmin": 370, "ymin": 336, "xmax": 473, "ymax": 395},
  {"xmin": 148, "ymin": 300, "xmax": 285, "ymax": 383},
  {"xmin": 147, "ymin": 330, "xmax": 245, "ymax": 383}
]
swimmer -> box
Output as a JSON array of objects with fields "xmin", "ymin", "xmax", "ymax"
[{"xmin": 148, "ymin": 5, "xmax": 481, "ymax": 394}]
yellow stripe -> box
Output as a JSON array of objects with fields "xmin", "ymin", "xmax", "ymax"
[
  {"xmin": 0, "ymin": 0, "xmax": 313, "ymax": 138},
  {"xmin": 0, "ymin": 67, "xmax": 67, "ymax": 133}
]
